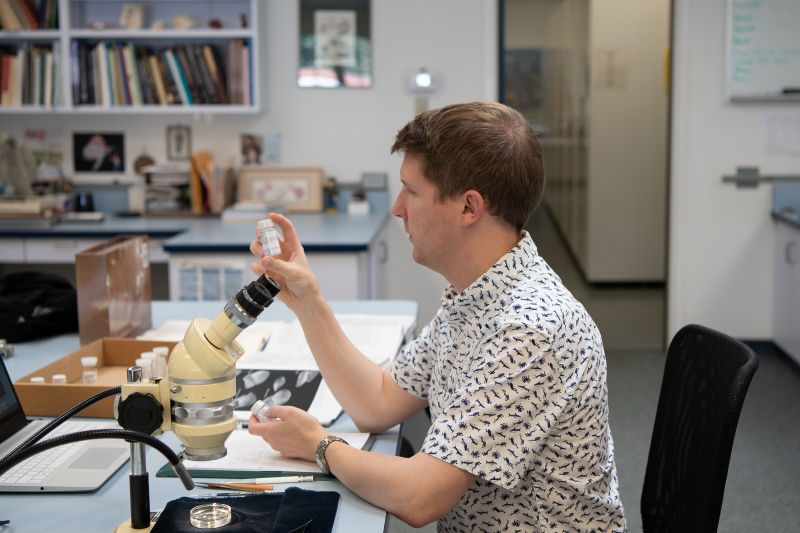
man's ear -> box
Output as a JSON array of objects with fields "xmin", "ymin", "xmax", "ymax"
[{"xmin": 461, "ymin": 190, "xmax": 485, "ymax": 227}]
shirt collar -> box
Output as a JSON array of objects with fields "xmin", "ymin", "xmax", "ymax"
[{"xmin": 440, "ymin": 231, "xmax": 538, "ymax": 325}]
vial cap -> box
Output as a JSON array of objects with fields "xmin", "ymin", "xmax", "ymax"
[
  {"xmin": 153, "ymin": 346, "xmax": 169, "ymax": 356},
  {"xmin": 81, "ymin": 356, "xmax": 98, "ymax": 367},
  {"xmin": 250, "ymin": 400, "xmax": 266, "ymax": 415},
  {"xmin": 30, "ymin": 376, "xmax": 45, "ymax": 383},
  {"xmin": 52, "ymin": 374, "xmax": 67, "ymax": 384},
  {"xmin": 257, "ymin": 219, "xmax": 275, "ymax": 229},
  {"xmin": 140, "ymin": 352, "xmax": 157, "ymax": 360},
  {"xmin": 135, "ymin": 358, "xmax": 149, "ymax": 367}
]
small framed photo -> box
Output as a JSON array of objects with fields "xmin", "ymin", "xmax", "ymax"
[
  {"xmin": 241, "ymin": 134, "xmax": 262, "ymax": 165},
  {"xmin": 167, "ymin": 125, "xmax": 191, "ymax": 161},
  {"xmin": 120, "ymin": 3, "xmax": 145, "ymax": 29},
  {"xmin": 73, "ymin": 133, "xmax": 124, "ymax": 172},
  {"xmin": 237, "ymin": 167, "xmax": 324, "ymax": 212}
]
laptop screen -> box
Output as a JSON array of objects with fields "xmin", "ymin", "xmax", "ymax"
[{"xmin": 0, "ymin": 359, "xmax": 29, "ymax": 446}]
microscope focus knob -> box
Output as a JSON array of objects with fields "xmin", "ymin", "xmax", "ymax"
[{"xmin": 117, "ymin": 392, "xmax": 163, "ymax": 435}]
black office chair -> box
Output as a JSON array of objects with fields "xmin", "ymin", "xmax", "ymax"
[{"xmin": 641, "ymin": 324, "xmax": 759, "ymax": 533}]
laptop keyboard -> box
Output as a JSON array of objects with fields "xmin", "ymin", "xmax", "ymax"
[{"xmin": 0, "ymin": 420, "xmax": 122, "ymax": 485}]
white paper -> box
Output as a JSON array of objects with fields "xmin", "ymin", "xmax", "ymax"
[
  {"xmin": 238, "ymin": 314, "xmax": 417, "ymax": 371},
  {"xmin": 764, "ymin": 110, "xmax": 800, "ymax": 154},
  {"xmin": 184, "ymin": 430, "xmax": 370, "ymax": 474}
]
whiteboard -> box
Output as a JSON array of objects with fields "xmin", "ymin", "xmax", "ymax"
[{"xmin": 727, "ymin": 0, "xmax": 800, "ymax": 101}]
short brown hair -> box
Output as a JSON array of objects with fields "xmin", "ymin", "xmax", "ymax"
[{"xmin": 391, "ymin": 101, "xmax": 545, "ymax": 231}]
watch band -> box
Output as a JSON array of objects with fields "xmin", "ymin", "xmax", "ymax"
[{"xmin": 315, "ymin": 435, "xmax": 347, "ymax": 476}]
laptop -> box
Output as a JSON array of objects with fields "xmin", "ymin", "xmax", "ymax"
[{"xmin": 0, "ymin": 358, "xmax": 129, "ymax": 492}]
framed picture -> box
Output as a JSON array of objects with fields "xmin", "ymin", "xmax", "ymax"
[
  {"xmin": 237, "ymin": 167, "xmax": 324, "ymax": 212},
  {"xmin": 73, "ymin": 133, "xmax": 124, "ymax": 172},
  {"xmin": 241, "ymin": 134, "xmax": 263, "ymax": 165},
  {"xmin": 167, "ymin": 125, "xmax": 191, "ymax": 161}
]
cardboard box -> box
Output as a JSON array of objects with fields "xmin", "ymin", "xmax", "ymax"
[
  {"xmin": 76, "ymin": 235, "xmax": 153, "ymax": 346},
  {"xmin": 14, "ymin": 338, "xmax": 177, "ymax": 418}
]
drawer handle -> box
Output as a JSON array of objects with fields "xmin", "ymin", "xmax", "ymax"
[{"xmin": 787, "ymin": 242, "xmax": 798, "ymax": 265}]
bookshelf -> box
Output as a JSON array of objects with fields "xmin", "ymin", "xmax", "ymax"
[{"xmin": 0, "ymin": 0, "xmax": 260, "ymax": 114}]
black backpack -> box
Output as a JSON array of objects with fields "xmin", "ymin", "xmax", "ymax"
[{"xmin": 0, "ymin": 272, "xmax": 79, "ymax": 343}]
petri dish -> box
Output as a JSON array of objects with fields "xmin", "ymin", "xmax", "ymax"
[{"xmin": 189, "ymin": 503, "xmax": 232, "ymax": 529}]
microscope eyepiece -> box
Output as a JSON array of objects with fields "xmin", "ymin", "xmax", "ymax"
[{"xmin": 235, "ymin": 275, "xmax": 281, "ymax": 318}]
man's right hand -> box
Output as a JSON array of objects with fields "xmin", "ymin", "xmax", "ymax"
[{"xmin": 249, "ymin": 214, "xmax": 322, "ymax": 314}]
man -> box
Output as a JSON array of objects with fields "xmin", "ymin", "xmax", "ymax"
[{"xmin": 248, "ymin": 102, "xmax": 627, "ymax": 532}]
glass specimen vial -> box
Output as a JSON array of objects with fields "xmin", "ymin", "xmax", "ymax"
[
  {"xmin": 257, "ymin": 219, "xmax": 282, "ymax": 257},
  {"xmin": 135, "ymin": 357, "xmax": 152, "ymax": 380},
  {"xmin": 140, "ymin": 352, "xmax": 158, "ymax": 377},
  {"xmin": 30, "ymin": 376, "xmax": 44, "ymax": 383},
  {"xmin": 52, "ymin": 374, "xmax": 67, "ymax": 384},
  {"xmin": 153, "ymin": 346, "xmax": 169, "ymax": 377},
  {"xmin": 81, "ymin": 356, "xmax": 98, "ymax": 384}
]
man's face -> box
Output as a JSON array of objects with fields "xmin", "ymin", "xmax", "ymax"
[{"xmin": 391, "ymin": 155, "xmax": 462, "ymax": 272}]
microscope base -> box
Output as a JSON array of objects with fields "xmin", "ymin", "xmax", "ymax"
[{"xmin": 114, "ymin": 509, "xmax": 163, "ymax": 533}]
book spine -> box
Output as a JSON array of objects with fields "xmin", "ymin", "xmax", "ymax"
[
  {"xmin": 43, "ymin": 48, "xmax": 52, "ymax": 107},
  {"xmin": 241, "ymin": 44, "xmax": 250, "ymax": 106},
  {"xmin": 49, "ymin": 0, "xmax": 56, "ymax": 29},
  {"xmin": 157, "ymin": 53, "xmax": 176, "ymax": 104},
  {"xmin": 70, "ymin": 40, "xmax": 80, "ymax": 105},
  {"xmin": 115, "ymin": 42, "xmax": 131, "ymax": 105},
  {"xmin": 124, "ymin": 43, "xmax": 142, "ymax": 105},
  {"xmin": 6, "ymin": 0, "xmax": 29, "ymax": 29},
  {"xmin": 107, "ymin": 41, "xmax": 121, "ymax": 106},
  {"xmin": 136, "ymin": 53, "xmax": 153, "ymax": 105},
  {"xmin": 0, "ymin": 54, "xmax": 9, "ymax": 105},
  {"xmin": 78, "ymin": 43, "xmax": 87, "ymax": 104},
  {"xmin": 97, "ymin": 42, "xmax": 110, "ymax": 107},
  {"xmin": 193, "ymin": 45, "xmax": 218, "ymax": 104},
  {"xmin": 12, "ymin": 48, "xmax": 22, "ymax": 105},
  {"xmin": 164, "ymin": 49, "xmax": 190, "ymax": 105},
  {"xmin": 32, "ymin": 48, "xmax": 41, "ymax": 105},
  {"xmin": 175, "ymin": 46, "xmax": 201, "ymax": 104},
  {"xmin": 15, "ymin": 0, "xmax": 37, "ymax": 29},
  {"xmin": 202, "ymin": 45, "xmax": 228, "ymax": 105},
  {"xmin": 148, "ymin": 54, "xmax": 167, "ymax": 105},
  {"xmin": 51, "ymin": 40, "xmax": 59, "ymax": 106}
]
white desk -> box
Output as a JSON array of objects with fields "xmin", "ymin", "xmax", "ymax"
[{"xmin": 0, "ymin": 299, "xmax": 418, "ymax": 533}]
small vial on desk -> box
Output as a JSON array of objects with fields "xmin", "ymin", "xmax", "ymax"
[
  {"xmin": 153, "ymin": 346, "xmax": 169, "ymax": 377},
  {"xmin": 257, "ymin": 219, "xmax": 282, "ymax": 257},
  {"xmin": 52, "ymin": 374, "xmax": 67, "ymax": 384},
  {"xmin": 135, "ymin": 358, "xmax": 152, "ymax": 380},
  {"xmin": 250, "ymin": 400, "xmax": 272, "ymax": 422},
  {"xmin": 140, "ymin": 352, "xmax": 158, "ymax": 377},
  {"xmin": 30, "ymin": 376, "xmax": 44, "ymax": 383},
  {"xmin": 81, "ymin": 356, "xmax": 98, "ymax": 384}
]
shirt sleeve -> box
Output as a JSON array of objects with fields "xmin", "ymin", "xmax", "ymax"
[
  {"xmin": 420, "ymin": 321, "xmax": 570, "ymax": 491},
  {"xmin": 388, "ymin": 311, "xmax": 443, "ymax": 400}
]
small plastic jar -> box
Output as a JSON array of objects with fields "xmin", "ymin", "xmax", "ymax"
[
  {"xmin": 81, "ymin": 356, "xmax": 98, "ymax": 384},
  {"xmin": 52, "ymin": 374, "xmax": 67, "ymax": 384},
  {"xmin": 257, "ymin": 219, "xmax": 282, "ymax": 257},
  {"xmin": 135, "ymin": 358, "xmax": 152, "ymax": 380},
  {"xmin": 140, "ymin": 352, "xmax": 158, "ymax": 377},
  {"xmin": 30, "ymin": 376, "xmax": 44, "ymax": 383},
  {"xmin": 250, "ymin": 399, "xmax": 271, "ymax": 422}
]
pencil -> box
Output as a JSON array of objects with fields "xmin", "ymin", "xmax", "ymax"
[{"xmin": 195, "ymin": 482, "xmax": 274, "ymax": 492}]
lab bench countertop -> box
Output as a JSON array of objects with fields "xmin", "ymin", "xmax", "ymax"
[{"xmin": 0, "ymin": 211, "xmax": 391, "ymax": 253}]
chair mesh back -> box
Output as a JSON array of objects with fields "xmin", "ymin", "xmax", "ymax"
[{"xmin": 641, "ymin": 324, "xmax": 759, "ymax": 533}]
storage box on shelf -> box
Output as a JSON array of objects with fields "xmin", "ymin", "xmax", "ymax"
[{"xmin": 0, "ymin": 0, "xmax": 259, "ymax": 114}]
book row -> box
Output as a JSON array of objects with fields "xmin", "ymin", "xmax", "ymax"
[
  {"xmin": 0, "ymin": 41, "xmax": 61, "ymax": 107},
  {"xmin": 0, "ymin": 0, "xmax": 58, "ymax": 31},
  {"xmin": 71, "ymin": 39, "xmax": 251, "ymax": 107}
]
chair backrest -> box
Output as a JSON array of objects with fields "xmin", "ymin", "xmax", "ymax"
[{"xmin": 641, "ymin": 324, "xmax": 759, "ymax": 533}]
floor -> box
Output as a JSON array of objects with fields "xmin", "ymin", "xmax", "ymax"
[{"xmin": 388, "ymin": 206, "xmax": 800, "ymax": 532}]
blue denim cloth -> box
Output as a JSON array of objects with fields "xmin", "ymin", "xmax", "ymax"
[{"xmin": 151, "ymin": 487, "xmax": 340, "ymax": 533}]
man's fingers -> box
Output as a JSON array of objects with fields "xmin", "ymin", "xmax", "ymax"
[
  {"xmin": 250, "ymin": 239, "xmax": 264, "ymax": 258},
  {"xmin": 269, "ymin": 214, "xmax": 300, "ymax": 248}
]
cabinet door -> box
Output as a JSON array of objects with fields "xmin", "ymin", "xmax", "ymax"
[{"xmin": 775, "ymin": 223, "xmax": 800, "ymax": 363}]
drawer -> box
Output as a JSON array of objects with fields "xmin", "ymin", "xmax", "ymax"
[
  {"xmin": 0, "ymin": 239, "xmax": 25, "ymax": 262},
  {"xmin": 25, "ymin": 238, "xmax": 105, "ymax": 263}
]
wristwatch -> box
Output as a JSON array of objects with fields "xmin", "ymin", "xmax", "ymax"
[{"xmin": 315, "ymin": 435, "xmax": 347, "ymax": 475}]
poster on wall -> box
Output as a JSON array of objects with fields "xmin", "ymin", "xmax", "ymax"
[{"xmin": 73, "ymin": 133, "xmax": 125, "ymax": 172}]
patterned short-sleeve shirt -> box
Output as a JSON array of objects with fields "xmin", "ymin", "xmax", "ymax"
[{"xmin": 390, "ymin": 231, "xmax": 626, "ymax": 533}]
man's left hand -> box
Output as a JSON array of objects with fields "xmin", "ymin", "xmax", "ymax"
[{"xmin": 247, "ymin": 405, "xmax": 330, "ymax": 462}]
